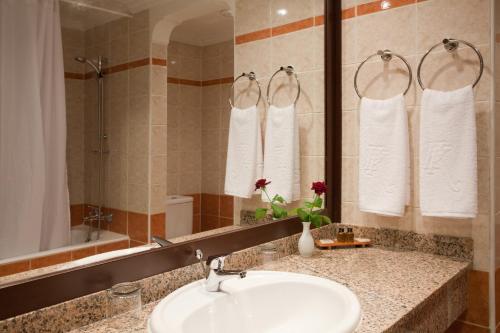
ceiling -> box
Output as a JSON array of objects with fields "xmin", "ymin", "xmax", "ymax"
[
  {"xmin": 59, "ymin": 0, "xmax": 176, "ymax": 30},
  {"xmin": 169, "ymin": 10, "xmax": 234, "ymax": 46}
]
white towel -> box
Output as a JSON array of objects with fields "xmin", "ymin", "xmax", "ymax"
[
  {"xmin": 262, "ymin": 104, "xmax": 300, "ymax": 202},
  {"xmin": 420, "ymin": 85, "xmax": 477, "ymax": 218},
  {"xmin": 224, "ymin": 106, "xmax": 263, "ymax": 198},
  {"xmin": 358, "ymin": 94, "xmax": 410, "ymax": 216}
]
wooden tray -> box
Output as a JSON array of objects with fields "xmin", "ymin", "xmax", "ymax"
[{"xmin": 315, "ymin": 238, "xmax": 371, "ymax": 249}]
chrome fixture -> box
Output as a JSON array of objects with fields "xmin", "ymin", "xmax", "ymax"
[
  {"xmin": 229, "ymin": 71, "xmax": 262, "ymax": 108},
  {"xmin": 353, "ymin": 49, "xmax": 412, "ymax": 98},
  {"xmin": 417, "ymin": 38, "xmax": 484, "ymax": 90},
  {"xmin": 267, "ymin": 65, "xmax": 301, "ymax": 105},
  {"xmin": 83, "ymin": 206, "xmax": 112, "ymax": 242},
  {"xmin": 75, "ymin": 56, "xmax": 110, "ymax": 241},
  {"xmin": 152, "ymin": 236, "xmax": 173, "ymax": 247},
  {"xmin": 204, "ymin": 254, "xmax": 246, "ymax": 292}
]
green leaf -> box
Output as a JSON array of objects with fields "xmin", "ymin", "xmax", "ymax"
[
  {"xmin": 272, "ymin": 194, "xmax": 285, "ymax": 204},
  {"xmin": 304, "ymin": 201, "xmax": 313, "ymax": 209},
  {"xmin": 271, "ymin": 204, "xmax": 288, "ymax": 218},
  {"xmin": 255, "ymin": 208, "xmax": 267, "ymax": 220},
  {"xmin": 312, "ymin": 196, "xmax": 323, "ymax": 208},
  {"xmin": 288, "ymin": 208, "xmax": 298, "ymax": 216},
  {"xmin": 311, "ymin": 214, "xmax": 323, "ymax": 228},
  {"xmin": 297, "ymin": 208, "xmax": 309, "ymax": 222},
  {"xmin": 322, "ymin": 215, "xmax": 332, "ymax": 224}
]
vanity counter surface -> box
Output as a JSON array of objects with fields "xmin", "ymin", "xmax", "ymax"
[{"xmin": 70, "ymin": 247, "xmax": 470, "ymax": 333}]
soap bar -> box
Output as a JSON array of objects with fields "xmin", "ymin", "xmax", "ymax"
[{"xmin": 319, "ymin": 239, "xmax": 334, "ymax": 244}]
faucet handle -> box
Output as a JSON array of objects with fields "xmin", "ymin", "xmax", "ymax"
[{"xmin": 207, "ymin": 254, "xmax": 229, "ymax": 270}]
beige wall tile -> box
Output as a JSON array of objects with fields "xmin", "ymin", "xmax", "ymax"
[
  {"xmin": 151, "ymin": 96, "xmax": 167, "ymax": 125},
  {"xmin": 235, "ymin": 0, "xmax": 271, "ymax": 36},
  {"xmin": 151, "ymin": 125, "xmax": 167, "ymax": 156},
  {"xmin": 270, "ymin": 0, "xmax": 314, "ymax": 27},
  {"xmin": 271, "ymin": 28, "xmax": 316, "ymax": 73},
  {"xmin": 127, "ymin": 184, "xmax": 148, "ymax": 213},
  {"xmin": 342, "ymin": 111, "xmax": 358, "ymax": 157},
  {"xmin": 129, "ymin": 66, "xmax": 149, "ymax": 96},
  {"xmin": 108, "ymin": 36, "xmax": 129, "ymax": 66},
  {"xmin": 235, "ymin": 39, "xmax": 272, "ymax": 78},
  {"xmin": 151, "ymin": 66, "xmax": 167, "ymax": 96},
  {"xmin": 416, "ymin": 0, "xmax": 490, "ymax": 54},
  {"xmin": 128, "ymin": 154, "xmax": 148, "ymax": 185},
  {"xmin": 129, "ymin": 29, "xmax": 150, "ymax": 61},
  {"xmin": 355, "ymin": 5, "xmax": 416, "ymax": 62},
  {"xmin": 151, "ymin": 155, "xmax": 167, "ymax": 186},
  {"xmin": 129, "ymin": 95, "xmax": 149, "ymax": 128}
]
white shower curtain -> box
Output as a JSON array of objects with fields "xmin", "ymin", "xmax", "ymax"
[{"xmin": 0, "ymin": 0, "xmax": 70, "ymax": 259}]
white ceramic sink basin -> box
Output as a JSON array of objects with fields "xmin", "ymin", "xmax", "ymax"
[{"xmin": 148, "ymin": 271, "xmax": 361, "ymax": 333}]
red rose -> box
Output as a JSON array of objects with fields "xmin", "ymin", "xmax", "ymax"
[
  {"xmin": 255, "ymin": 178, "xmax": 271, "ymax": 191},
  {"xmin": 311, "ymin": 181, "xmax": 327, "ymax": 195}
]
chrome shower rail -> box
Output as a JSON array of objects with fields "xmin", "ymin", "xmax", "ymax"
[
  {"xmin": 354, "ymin": 49, "xmax": 413, "ymax": 99},
  {"xmin": 417, "ymin": 38, "xmax": 484, "ymax": 90}
]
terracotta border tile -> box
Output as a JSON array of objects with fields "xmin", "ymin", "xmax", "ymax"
[
  {"xmin": 167, "ymin": 77, "xmax": 180, "ymax": 84},
  {"xmin": 70, "ymin": 204, "xmax": 84, "ymax": 227},
  {"xmin": 192, "ymin": 214, "xmax": 201, "ymax": 234},
  {"xmin": 201, "ymin": 78, "xmax": 220, "ymax": 86},
  {"xmin": 219, "ymin": 77, "xmax": 234, "ymax": 84},
  {"xmin": 71, "ymin": 246, "xmax": 96, "ymax": 260},
  {"xmin": 128, "ymin": 212, "xmax": 149, "ymax": 243},
  {"xmin": 459, "ymin": 270, "xmax": 489, "ymax": 326},
  {"xmin": 106, "ymin": 207, "xmax": 127, "ymax": 235},
  {"xmin": 151, "ymin": 213, "xmax": 166, "ymax": 238},
  {"xmin": 31, "ymin": 252, "xmax": 72, "ymax": 269},
  {"xmin": 220, "ymin": 195, "xmax": 234, "ymax": 218},
  {"xmin": 202, "ymin": 193, "xmax": 220, "ymax": 216},
  {"xmin": 130, "ymin": 240, "xmax": 146, "ymax": 247},
  {"xmin": 235, "ymin": 28, "xmax": 271, "ymax": 44},
  {"xmin": 445, "ymin": 320, "xmax": 489, "ymax": 333},
  {"xmin": 341, "ymin": 7, "xmax": 355, "ymax": 20},
  {"xmin": 96, "ymin": 240, "xmax": 129, "ymax": 254},
  {"xmin": 128, "ymin": 58, "xmax": 150, "ymax": 69},
  {"xmin": 496, "ymin": 33, "xmax": 500, "ymax": 43},
  {"xmin": 357, "ymin": 0, "xmax": 415, "ymax": 16},
  {"xmin": 64, "ymin": 72, "xmax": 85, "ymax": 80},
  {"xmin": 151, "ymin": 58, "xmax": 167, "ymax": 66},
  {"xmin": 104, "ymin": 62, "xmax": 129, "ymax": 75},
  {"xmin": 272, "ymin": 18, "xmax": 314, "ymax": 37},
  {"xmin": 201, "ymin": 215, "xmax": 219, "ymax": 231},
  {"xmin": 178, "ymin": 78, "xmax": 202, "ymax": 86},
  {"xmin": 0, "ymin": 260, "xmax": 30, "ymax": 277},
  {"xmin": 314, "ymin": 15, "xmax": 325, "ymax": 25}
]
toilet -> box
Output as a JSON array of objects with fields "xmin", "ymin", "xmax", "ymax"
[{"xmin": 165, "ymin": 195, "xmax": 193, "ymax": 239}]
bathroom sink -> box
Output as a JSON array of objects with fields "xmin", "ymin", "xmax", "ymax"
[{"xmin": 148, "ymin": 271, "xmax": 361, "ymax": 333}]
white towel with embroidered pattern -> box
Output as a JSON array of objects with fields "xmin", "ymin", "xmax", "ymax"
[
  {"xmin": 420, "ymin": 85, "xmax": 477, "ymax": 218},
  {"xmin": 262, "ymin": 104, "xmax": 300, "ymax": 203},
  {"xmin": 358, "ymin": 94, "xmax": 410, "ymax": 217},
  {"xmin": 224, "ymin": 105, "xmax": 263, "ymax": 198}
]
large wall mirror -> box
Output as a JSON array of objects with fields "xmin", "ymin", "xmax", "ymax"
[{"xmin": 0, "ymin": 0, "xmax": 340, "ymax": 318}]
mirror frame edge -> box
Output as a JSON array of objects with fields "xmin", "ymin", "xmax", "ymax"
[{"xmin": 0, "ymin": 0, "xmax": 341, "ymax": 320}]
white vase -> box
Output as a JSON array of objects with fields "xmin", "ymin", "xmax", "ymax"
[{"xmin": 298, "ymin": 222, "xmax": 314, "ymax": 257}]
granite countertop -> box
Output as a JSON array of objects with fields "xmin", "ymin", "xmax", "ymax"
[{"xmin": 70, "ymin": 247, "xmax": 470, "ymax": 333}]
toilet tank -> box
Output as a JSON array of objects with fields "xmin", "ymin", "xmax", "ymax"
[{"xmin": 165, "ymin": 195, "xmax": 193, "ymax": 239}]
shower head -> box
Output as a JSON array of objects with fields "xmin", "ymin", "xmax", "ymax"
[{"xmin": 74, "ymin": 56, "xmax": 103, "ymax": 77}]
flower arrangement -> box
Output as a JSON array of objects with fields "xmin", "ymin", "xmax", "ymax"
[
  {"xmin": 254, "ymin": 179, "xmax": 331, "ymax": 227},
  {"xmin": 254, "ymin": 179, "xmax": 288, "ymax": 220},
  {"xmin": 297, "ymin": 181, "xmax": 331, "ymax": 227}
]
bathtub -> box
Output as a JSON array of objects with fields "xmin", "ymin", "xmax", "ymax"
[{"xmin": 0, "ymin": 224, "xmax": 129, "ymax": 266}]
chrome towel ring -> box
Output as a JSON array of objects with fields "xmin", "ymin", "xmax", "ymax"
[
  {"xmin": 354, "ymin": 49, "xmax": 413, "ymax": 99},
  {"xmin": 229, "ymin": 72, "xmax": 262, "ymax": 108},
  {"xmin": 417, "ymin": 38, "xmax": 484, "ymax": 90},
  {"xmin": 266, "ymin": 65, "xmax": 301, "ymax": 105}
]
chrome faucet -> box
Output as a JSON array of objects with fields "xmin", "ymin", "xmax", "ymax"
[
  {"xmin": 205, "ymin": 254, "xmax": 246, "ymax": 292},
  {"xmin": 83, "ymin": 205, "xmax": 113, "ymax": 242}
]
